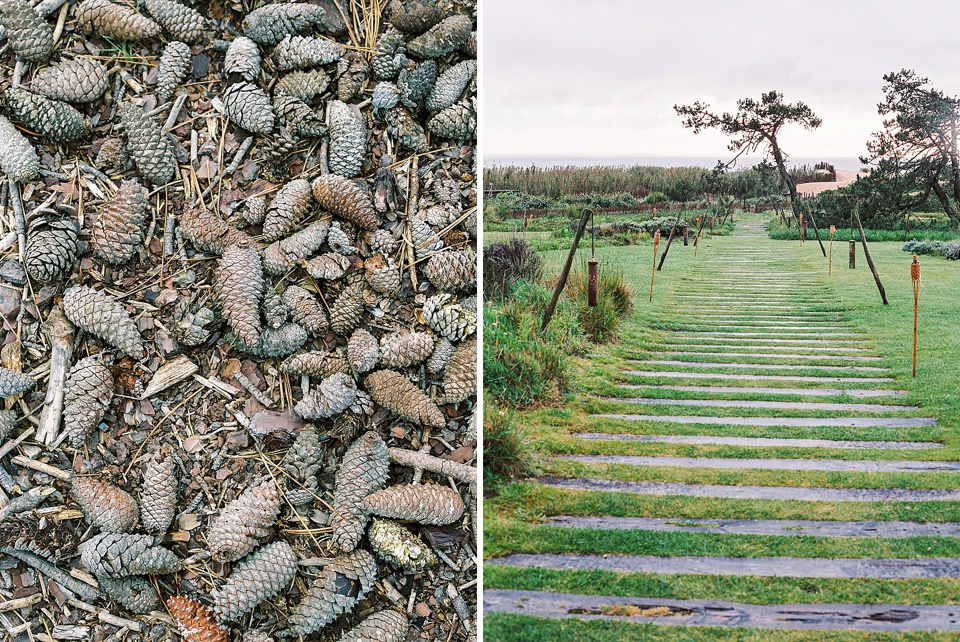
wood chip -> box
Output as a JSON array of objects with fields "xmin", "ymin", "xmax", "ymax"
[{"xmin": 141, "ymin": 356, "xmax": 199, "ymax": 398}]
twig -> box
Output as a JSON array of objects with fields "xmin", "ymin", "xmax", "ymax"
[
  {"xmin": 11, "ymin": 456, "xmax": 73, "ymax": 481},
  {"xmin": 0, "ymin": 548, "xmax": 100, "ymax": 601},
  {"xmin": 386, "ymin": 447, "xmax": 475, "ymax": 484},
  {"xmin": 233, "ymin": 370, "xmax": 273, "ymax": 408},
  {"xmin": 199, "ymin": 135, "xmax": 254, "ymax": 200},
  {"xmin": 0, "ymin": 593, "xmax": 41, "ymax": 612},
  {"xmin": 163, "ymin": 94, "xmax": 188, "ymax": 131},
  {"xmin": 7, "ymin": 179, "xmax": 26, "ymax": 259},
  {"xmin": 36, "ymin": 305, "xmax": 74, "ymax": 445},
  {"xmin": 0, "ymin": 486, "xmax": 53, "ymax": 520},
  {"xmin": 77, "ymin": 163, "xmax": 117, "ymax": 192},
  {"xmin": 445, "ymin": 583, "xmax": 472, "ymax": 634},
  {"xmin": 0, "ymin": 427, "xmax": 33, "ymax": 460}
]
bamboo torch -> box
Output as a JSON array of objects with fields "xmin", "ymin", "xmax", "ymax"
[
  {"xmin": 912, "ymin": 255, "xmax": 921, "ymax": 377},
  {"xmin": 799, "ymin": 211, "xmax": 804, "ymax": 246},
  {"xmin": 694, "ymin": 217, "xmax": 702, "ymax": 257},
  {"xmin": 828, "ymin": 225, "xmax": 835, "ymax": 274},
  {"xmin": 588, "ymin": 258, "xmax": 599, "ymax": 307},
  {"xmin": 649, "ymin": 229, "xmax": 661, "ymax": 302}
]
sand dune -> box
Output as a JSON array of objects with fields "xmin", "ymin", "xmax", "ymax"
[{"xmin": 797, "ymin": 169, "xmax": 864, "ymax": 197}]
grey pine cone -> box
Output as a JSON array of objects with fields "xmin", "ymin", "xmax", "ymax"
[
  {"xmin": 295, "ymin": 372, "xmax": 357, "ymax": 420},
  {"xmin": 0, "ymin": 114, "xmax": 40, "ymax": 180},
  {"xmin": 79, "ymin": 532, "xmax": 181, "ymax": 577},
  {"xmin": 62, "ymin": 356, "xmax": 114, "ymax": 448},
  {"xmin": 144, "ymin": 0, "xmax": 205, "ymax": 43},
  {"xmin": 212, "ymin": 540, "xmax": 299, "ymax": 622},
  {"xmin": 428, "ymin": 99, "xmax": 476, "ymax": 140},
  {"xmin": 424, "ymin": 249, "xmax": 476, "ymax": 291},
  {"xmin": 422, "ymin": 292, "xmax": 476, "ymax": 341},
  {"xmin": 384, "ymin": 106, "xmax": 427, "ymax": 153},
  {"xmin": 347, "ymin": 329, "xmax": 379, "ymax": 373},
  {"xmin": 272, "ymin": 34, "xmax": 344, "ymax": 71},
  {"xmin": 340, "ymin": 610, "xmax": 409, "ymax": 642},
  {"xmin": 426, "ymin": 337, "xmax": 455, "ymax": 374},
  {"xmin": 388, "ymin": 0, "xmax": 441, "ymax": 34},
  {"xmin": 368, "ymin": 518, "xmax": 438, "ymax": 573},
  {"xmin": 156, "ymin": 40, "xmax": 192, "ymax": 101},
  {"xmin": 379, "ymin": 331, "xmax": 434, "ymax": 369},
  {"xmin": 329, "ymin": 431, "xmax": 388, "ymax": 553},
  {"xmin": 336, "ymin": 51, "xmax": 369, "ymax": 101},
  {"xmin": 274, "ymin": 68, "xmax": 330, "ymax": 101},
  {"xmin": 224, "ymin": 82, "xmax": 274, "ymax": 135},
  {"xmin": 242, "ymin": 3, "xmax": 329, "ymax": 45},
  {"xmin": 398, "ymin": 60, "xmax": 436, "ymax": 109},
  {"xmin": 0, "ymin": 366, "xmax": 34, "ymax": 398},
  {"xmin": 118, "ymin": 101, "xmax": 176, "ymax": 185},
  {"xmin": 405, "ymin": 14, "xmax": 472, "ymax": 59},
  {"xmin": 280, "ymin": 285, "xmax": 328, "ymax": 335},
  {"xmin": 3, "ymin": 87, "xmax": 87, "ymax": 143},
  {"xmin": 0, "ymin": 409, "xmax": 16, "ymax": 442},
  {"xmin": 231, "ymin": 323, "xmax": 307, "ymax": 358},
  {"xmin": 409, "ymin": 215, "xmax": 442, "ymax": 259},
  {"xmin": 426, "ymin": 59, "xmax": 476, "ymax": 112},
  {"xmin": 98, "ymin": 575, "xmax": 160, "ymax": 614},
  {"xmin": 273, "ymin": 95, "xmax": 325, "ymax": 137},
  {"xmin": 62, "ymin": 285, "xmax": 145, "ymax": 358},
  {"xmin": 327, "ymin": 100, "xmax": 365, "ymax": 178},
  {"xmin": 208, "ymin": 479, "xmax": 280, "ymax": 563},
  {"xmin": 32, "ymin": 58, "xmax": 109, "ymax": 103},
  {"xmin": 287, "ymin": 549, "xmax": 377, "ymax": 635},
  {"xmin": 24, "ymin": 215, "xmax": 81, "ymax": 282},
  {"xmin": 329, "ymin": 284, "xmax": 365, "ymax": 335},
  {"xmin": 300, "ymin": 252, "xmax": 349, "ymax": 281},
  {"xmin": 224, "ymin": 36, "xmax": 260, "ymax": 82},
  {"xmin": 140, "ymin": 451, "xmax": 177, "ymax": 533},
  {"xmin": 281, "ymin": 424, "xmax": 323, "ymax": 479},
  {"xmin": 75, "ymin": 0, "xmax": 161, "ymax": 40},
  {"xmin": 372, "ymin": 28, "xmax": 405, "ymax": 80},
  {"xmin": 0, "ymin": 0, "xmax": 53, "ymax": 62}
]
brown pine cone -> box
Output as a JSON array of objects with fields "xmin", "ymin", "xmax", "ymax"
[
  {"xmin": 327, "ymin": 100, "xmax": 365, "ymax": 178},
  {"xmin": 180, "ymin": 205, "xmax": 251, "ymax": 255},
  {"xmin": 329, "ymin": 284, "xmax": 365, "ymax": 335},
  {"xmin": 341, "ymin": 609, "xmax": 409, "ymax": 642},
  {"xmin": 362, "ymin": 483, "xmax": 464, "ymax": 525},
  {"xmin": 0, "ymin": 0, "xmax": 53, "ymax": 62},
  {"xmin": 336, "ymin": 51, "xmax": 369, "ymax": 102},
  {"xmin": 212, "ymin": 540, "xmax": 299, "ymax": 622},
  {"xmin": 208, "ymin": 479, "xmax": 280, "ymax": 563},
  {"xmin": 24, "ymin": 214, "xmax": 81, "ymax": 282},
  {"xmin": 0, "ymin": 114, "xmax": 39, "ymax": 180},
  {"xmin": 311, "ymin": 175, "xmax": 379, "ymax": 231},
  {"xmin": 427, "ymin": 59, "xmax": 476, "ymax": 113},
  {"xmin": 364, "ymin": 255, "xmax": 401, "ymax": 296},
  {"xmin": 406, "ymin": 14, "xmax": 472, "ymax": 59},
  {"xmin": 99, "ymin": 575, "xmax": 159, "ymax": 614},
  {"xmin": 143, "ymin": 0, "xmax": 205, "ymax": 43},
  {"xmin": 300, "ymin": 252, "xmax": 349, "ymax": 281},
  {"xmin": 242, "ymin": 3, "xmax": 330, "ymax": 45},
  {"xmin": 118, "ymin": 101, "xmax": 175, "ymax": 185},
  {"xmin": 75, "ymin": 0, "xmax": 161, "ymax": 40},
  {"xmin": 274, "ymin": 68, "xmax": 330, "ymax": 101},
  {"xmin": 409, "ymin": 215, "xmax": 442, "ymax": 259},
  {"xmin": 224, "ymin": 82, "xmax": 274, "ymax": 135},
  {"xmin": 62, "ymin": 285, "xmax": 145, "ymax": 358},
  {"xmin": 329, "ymin": 432, "xmax": 389, "ymax": 553},
  {"xmin": 272, "ymin": 34, "xmax": 344, "ymax": 71},
  {"xmin": 422, "ymin": 292, "xmax": 476, "ymax": 341},
  {"xmin": 224, "ymin": 36, "xmax": 260, "ymax": 82},
  {"xmin": 3, "ymin": 86, "xmax": 88, "ymax": 142},
  {"xmin": 372, "ymin": 28, "xmax": 405, "ymax": 80},
  {"xmin": 294, "ymin": 372, "xmax": 356, "ymax": 420},
  {"xmin": 262, "ymin": 179, "xmax": 314, "ymax": 241},
  {"xmin": 368, "ymin": 518, "xmax": 438, "ymax": 573},
  {"xmin": 230, "ymin": 323, "xmax": 307, "ymax": 358},
  {"xmin": 425, "ymin": 337, "xmax": 455, "ymax": 374},
  {"xmin": 287, "ymin": 549, "xmax": 377, "ymax": 635},
  {"xmin": 387, "ymin": 0, "xmax": 441, "ymax": 34},
  {"xmin": 347, "ymin": 329, "xmax": 379, "ymax": 373},
  {"xmin": 95, "ymin": 137, "xmax": 126, "ymax": 172},
  {"xmin": 0, "ymin": 366, "xmax": 34, "ymax": 399},
  {"xmin": 332, "ymin": 411, "xmax": 364, "ymax": 443},
  {"xmin": 280, "ymin": 351, "xmax": 350, "ymax": 379},
  {"xmin": 281, "ymin": 424, "xmax": 323, "ymax": 479},
  {"xmin": 71, "ymin": 477, "xmax": 139, "ymax": 533},
  {"xmin": 62, "ymin": 356, "xmax": 114, "ymax": 448},
  {"xmin": 363, "ymin": 369, "xmax": 444, "ymax": 428},
  {"xmin": 156, "ymin": 40, "xmax": 192, "ymax": 101},
  {"xmin": 140, "ymin": 450, "xmax": 177, "ymax": 533},
  {"xmin": 379, "ymin": 332, "xmax": 434, "ymax": 369},
  {"xmin": 231, "ymin": 195, "xmax": 267, "ymax": 227},
  {"xmin": 424, "ymin": 249, "xmax": 476, "ymax": 291},
  {"xmin": 91, "ymin": 179, "xmax": 148, "ymax": 264},
  {"xmin": 32, "ymin": 58, "xmax": 109, "ymax": 103},
  {"xmin": 273, "ymin": 95, "xmax": 325, "ymax": 137},
  {"xmin": 427, "ymin": 99, "xmax": 476, "ymax": 140},
  {"xmin": 217, "ymin": 242, "xmax": 263, "ymax": 348},
  {"xmin": 441, "ymin": 337, "xmax": 476, "ymax": 404},
  {"xmin": 167, "ymin": 596, "xmax": 229, "ymax": 642},
  {"xmin": 280, "ymin": 285, "xmax": 328, "ymax": 335}
]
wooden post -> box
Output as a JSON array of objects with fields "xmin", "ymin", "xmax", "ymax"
[
  {"xmin": 849, "ymin": 239, "xmax": 856, "ymax": 269},
  {"xmin": 541, "ymin": 207, "xmax": 594, "ymax": 331},
  {"xmin": 855, "ymin": 208, "xmax": 888, "ymax": 305},
  {"xmin": 912, "ymin": 255, "xmax": 920, "ymax": 377},
  {"xmin": 682, "ymin": 224, "xmax": 689, "ymax": 246},
  {"xmin": 649, "ymin": 230, "xmax": 661, "ymax": 302},
  {"xmin": 828, "ymin": 225, "xmax": 835, "ymax": 274},
  {"xmin": 587, "ymin": 259, "xmax": 599, "ymax": 307},
  {"xmin": 694, "ymin": 216, "xmax": 702, "ymax": 257},
  {"xmin": 657, "ymin": 211, "xmax": 682, "ymax": 271},
  {"xmin": 799, "ymin": 211, "xmax": 804, "ymax": 246}
]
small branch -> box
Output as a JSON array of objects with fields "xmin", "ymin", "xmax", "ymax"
[
  {"xmin": 7, "ymin": 179, "xmax": 26, "ymax": 259},
  {"xmin": 233, "ymin": 370, "xmax": 273, "ymax": 408},
  {"xmin": 0, "ymin": 548, "xmax": 100, "ymax": 601},
  {"xmin": 11, "ymin": 456, "xmax": 73, "ymax": 481},
  {"xmin": 0, "ymin": 593, "xmax": 41, "ymax": 612},
  {"xmin": 0, "ymin": 486, "xmax": 53, "ymax": 521},
  {"xmin": 386, "ymin": 447, "xmax": 475, "ymax": 485},
  {"xmin": 0, "ymin": 427, "xmax": 33, "ymax": 460},
  {"xmin": 446, "ymin": 583, "xmax": 472, "ymax": 634},
  {"xmin": 36, "ymin": 305, "xmax": 74, "ymax": 446},
  {"xmin": 199, "ymin": 136, "xmax": 254, "ymax": 200}
]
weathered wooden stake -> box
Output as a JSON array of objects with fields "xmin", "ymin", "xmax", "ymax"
[
  {"xmin": 694, "ymin": 217, "xmax": 702, "ymax": 257},
  {"xmin": 541, "ymin": 207, "xmax": 594, "ymax": 331},
  {"xmin": 799, "ymin": 212, "xmax": 804, "ymax": 246},
  {"xmin": 682, "ymin": 224, "xmax": 689, "ymax": 246},
  {"xmin": 828, "ymin": 225, "xmax": 835, "ymax": 274},
  {"xmin": 912, "ymin": 255, "xmax": 920, "ymax": 377},
  {"xmin": 649, "ymin": 230, "xmax": 661, "ymax": 302},
  {"xmin": 855, "ymin": 208, "xmax": 888, "ymax": 305},
  {"xmin": 657, "ymin": 212, "xmax": 681, "ymax": 271},
  {"xmin": 849, "ymin": 239, "xmax": 856, "ymax": 269}
]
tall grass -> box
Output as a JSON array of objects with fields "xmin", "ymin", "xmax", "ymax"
[
  {"xmin": 566, "ymin": 260, "xmax": 634, "ymax": 343},
  {"xmin": 483, "ymin": 238, "xmax": 544, "ymax": 299},
  {"xmin": 483, "ymin": 401, "xmax": 530, "ymax": 489},
  {"xmin": 768, "ymin": 219, "xmax": 960, "ymax": 242}
]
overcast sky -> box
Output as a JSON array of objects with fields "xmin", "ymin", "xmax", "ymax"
[{"xmin": 483, "ymin": 0, "xmax": 960, "ymax": 165}]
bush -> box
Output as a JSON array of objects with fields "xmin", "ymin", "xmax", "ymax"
[
  {"xmin": 903, "ymin": 238, "xmax": 960, "ymax": 260},
  {"xmin": 483, "ymin": 238, "xmax": 544, "ymax": 299},
  {"xmin": 646, "ymin": 191, "xmax": 669, "ymax": 205},
  {"xmin": 566, "ymin": 261, "xmax": 634, "ymax": 343},
  {"xmin": 483, "ymin": 401, "xmax": 529, "ymax": 489}
]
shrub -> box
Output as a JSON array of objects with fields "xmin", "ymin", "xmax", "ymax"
[
  {"xmin": 483, "ymin": 401, "xmax": 529, "ymax": 489},
  {"xmin": 483, "ymin": 238, "xmax": 544, "ymax": 299},
  {"xmin": 646, "ymin": 191, "xmax": 669, "ymax": 205},
  {"xmin": 566, "ymin": 261, "xmax": 634, "ymax": 343}
]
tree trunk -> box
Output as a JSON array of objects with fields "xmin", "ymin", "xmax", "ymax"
[{"xmin": 930, "ymin": 178, "xmax": 960, "ymax": 222}]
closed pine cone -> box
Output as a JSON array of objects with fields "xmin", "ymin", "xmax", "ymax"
[
  {"xmin": 212, "ymin": 540, "xmax": 299, "ymax": 622},
  {"xmin": 167, "ymin": 596, "xmax": 229, "ymax": 642},
  {"xmin": 405, "ymin": 14, "xmax": 472, "ymax": 59},
  {"xmin": 327, "ymin": 100, "xmax": 365, "ymax": 178},
  {"xmin": 272, "ymin": 34, "xmax": 344, "ymax": 71},
  {"xmin": 372, "ymin": 28, "xmax": 405, "ymax": 80},
  {"xmin": 329, "ymin": 431, "xmax": 389, "ymax": 553},
  {"xmin": 332, "ymin": 410, "xmax": 365, "ymax": 443},
  {"xmin": 95, "ymin": 137, "xmax": 126, "ymax": 172},
  {"xmin": 280, "ymin": 351, "xmax": 350, "ymax": 379},
  {"xmin": 341, "ymin": 610, "xmax": 409, "ymax": 642},
  {"xmin": 231, "ymin": 323, "xmax": 307, "ymax": 358},
  {"xmin": 347, "ymin": 328, "xmax": 379, "ymax": 373},
  {"xmin": 0, "ymin": 0, "xmax": 53, "ymax": 62},
  {"xmin": 140, "ymin": 450, "xmax": 177, "ymax": 533},
  {"xmin": 118, "ymin": 101, "xmax": 175, "ymax": 185},
  {"xmin": 294, "ymin": 372, "xmax": 356, "ymax": 420},
  {"xmin": 428, "ymin": 99, "xmax": 476, "ymax": 140},
  {"xmin": 180, "ymin": 205, "xmax": 251, "ymax": 254},
  {"xmin": 231, "ymin": 195, "xmax": 266, "ymax": 227},
  {"xmin": 425, "ymin": 337, "xmax": 455, "ymax": 374},
  {"xmin": 62, "ymin": 285, "xmax": 145, "ymax": 358},
  {"xmin": 224, "ymin": 36, "xmax": 260, "ymax": 82},
  {"xmin": 281, "ymin": 424, "xmax": 323, "ymax": 479},
  {"xmin": 0, "ymin": 410, "xmax": 16, "ymax": 442},
  {"xmin": 62, "ymin": 356, "xmax": 114, "ymax": 448},
  {"xmin": 156, "ymin": 40, "xmax": 192, "ymax": 101},
  {"xmin": 363, "ymin": 369, "xmax": 445, "ymax": 428},
  {"xmin": 424, "ymin": 249, "xmax": 476, "ymax": 291},
  {"xmin": 274, "ymin": 68, "xmax": 330, "ymax": 101},
  {"xmin": 0, "ymin": 114, "xmax": 39, "ymax": 180},
  {"xmin": 311, "ymin": 175, "xmax": 379, "ymax": 231},
  {"xmin": 242, "ymin": 3, "xmax": 329, "ymax": 45},
  {"xmin": 208, "ymin": 479, "xmax": 280, "ymax": 562},
  {"xmin": 280, "ymin": 285, "xmax": 328, "ymax": 335},
  {"xmin": 397, "ymin": 60, "xmax": 436, "ymax": 109},
  {"xmin": 75, "ymin": 0, "xmax": 161, "ymax": 40},
  {"xmin": 217, "ymin": 242, "xmax": 263, "ymax": 348},
  {"xmin": 0, "ymin": 366, "xmax": 34, "ymax": 398},
  {"xmin": 368, "ymin": 519, "xmax": 438, "ymax": 573},
  {"xmin": 99, "ymin": 575, "xmax": 159, "ymax": 614},
  {"xmin": 32, "ymin": 58, "xmax": 109, "ymax": 103},
  {"xmin": 91, "ymin": 179, "xmax": 148, "ymax": 264},
  {"xmin": 287, "ymin": 549, "xmax": 377, "ymax": 635},
  {"xmin": 426, "ymin": 58, "xmax": 476, "ymax": 112},
  {"xmin": 329, "ymin": 284, "xmax": 365, "ymax": 335},
  {"xmin": 262, "ymin": 221, "xmax": 330, "ymax": 275},
  {"xmin": 224, "ymin": 82, "xmax": 274, "ymax": 135},
  {"xmin": 336, "ymin": 51, "xmax": 369, "ymax": 101},
  {"xmin": 79, "ymin": 532, "xmax": 181, "ymax": 577},
  {"xmin": 362, "ymin": 483, "xmax": 464, "ymax": 525},
  {"xmin": 422, "ymin": 292, "xmax": 476, "ymax": 341},
  {"xmin": 300, "ymin": 252, "xmax": 349, "ymax": 281},
  {"xmin": 365, "ymin": 255, "xmax": 402, "ymax": 296},
  {"xmin": 143, "ymin": 0, "xmax": 205, "ymax": 43},
  {"xmin": 262, "ymin": 179, "xmax": 314, "ymax": 241},
  {"xmin": 387, "ymin": 0, "xmax": 441, "ymax": 34},
  {"xmin": 441, "ymin": 337, "xmax": 476, "ymax": 403},
  {"xmin": 273, "ymin": 95, "xmax": 325, "ymax": 137},
  {"xmin": 409, "ymin": 215, "xmax": 442, "ymax": 259},
  {"xmin": 3, "ymin": 87, "xmax": 88, "ymax": 143},
  {"xmin": 384, "ymin": 105, "xmax": 427, "ymax": 153},
  {"xmin": 379, "ymin": 332, "xmax": 434, "ymax": 369},
  {"xmin": 24, "ymin": 215, "xmax": 81, "ymax": 282},
  {"xmin": 71, "ymin": 477, "xmax": 139, "ymax": 533}
]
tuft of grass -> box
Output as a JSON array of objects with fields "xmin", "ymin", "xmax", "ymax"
[
  {"xmin": 566, "ymin": 260, "xmax": 634, "ymax": 343},
  {"xmin": 483, "ymin": 401, "xmax": 531, "ymax": 489},
  {"xmin": 483, "ymin": 238, "xmax": 544, "ymax": 299}
]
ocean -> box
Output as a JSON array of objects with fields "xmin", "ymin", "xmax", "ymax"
[{"xmin": 484, "ymin": 155, "xmax": 866, "ymax": 171}]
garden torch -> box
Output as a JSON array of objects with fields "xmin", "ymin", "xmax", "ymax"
[
  {"xmin": 829, "ymin": 225, "xmax": 836, "ymax": 274},
  {"xmin": 912, "ymin": 255, "xmax": 921, "ymax": 377},
  {"xmin": 799, "ymin": 211, "xmax": 804, "ymax": 246},
  {"xmin": 694, "ymin": 217, "xmax": 702, "ymax": 257},
  {"xmin": 588, "ymin": 214, "xmax": 598, "ymax": 307},
  {"xmin": 650, "ymin": 229, "xmax": 661, "ymax": 302}
]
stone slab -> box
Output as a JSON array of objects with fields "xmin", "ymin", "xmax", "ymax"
[
  {"xmin": 633, "ymin": 360, "xmax": 887, "ymax": 372},
  {"xmin": 658, "ymin": 352, "xmax": 880, "ymax": 361},
  {"xmin": 600, "ymin": 397, "xmax": 915, "ymax": 412},
  {"xmin": 624, "ymin": 370, "xmax": 895, "ymax": 382},
  {"xmin": 663, "ymin": 345, "xmax": 870, "ymax": 353},
  {"xmin": 620, "ymin": 385, "xmax": 907, "ymax": 398},
  {"xmin": 555, "ymin": 454, "xmax": 960, "ymax": 473},
  {"xmin": 592, "ymin": 414, "xmax": 936, "ymax": 428},
  {"xmin": 574, "ymin": 433, "xmax": 940, "ymax": 450},
  {"xmin": 669, "ymin": 336, "xmax": 870, "ymax": 345}
]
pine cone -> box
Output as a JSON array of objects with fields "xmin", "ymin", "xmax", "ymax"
[
  {"xmin": 62, "ymin": 285, "xmax": 145, "ymax": 358},
  {"xmin": 368, "ymin": 518, "xmax": 438, "ymax": 573},
  {"xmin": 327, "ymin": 100, "xmax": 365, "ymax": 178},
  {"xmin": 262, "ymin": 179, "xmax": 313, "ymax": 241},
  {"xmin": 208, "ymin": 480, "xmax": 280, "ymax": 563},
  {"xmin": 62, "ymin": 356, "xmax": 113, "ymax": 448},
  {"xmin": 91, "ymin": 179, "xmax": 148, "ymax": 264},
  {"xmin": 231, "ymin": 323, "xmax": 307, "ymax": 358},
  {"xmin": 118, "ymin": 101, "xmax": 175, "ymax": 185},
  {"xmin": 371, "ymin": 156, "xmax": 401, "ymax": 212},
  {"xmin": 462, "ymin": 207, "xmax": 477, "ymax": 238},
  {"xmin": 224, "ymin": 36, "xmax": 260, "ymax": 82},
  {"xmin": 326, "ymin": 221, "xmax": 356, "ymax": 254},
  {"xmin": 287, "ymin": 549, "xmax": 377, "ymax": 635},
  {"xmin": 0, "ymin": 409, "xmax": 16, "ymax": 442},
  {"xmin": 397, "ymin": 60, "xmax": 436, "ymax": 109},
  {"xmin": 409, "ymin": 215, "xmax": 442, "ymax": 259},
  {"xmin": 424, "ymin": 249, "xmax": 476, "ymax": 291},
  {"xmin": 363, "ymin": 370, "xmax": 444, "ymax": 428},
  {"xmin": 384, "ymin": 105, "xmax": 427, "ymax": 153},
  {"xmin": 388, "ymin": 0, "xmax": 441, "ymax": 33},
  {"xmin": 180, "ymin": 205, "xmax": 251, "ymax": 254},
  {"xmin": 0, "ymin": 366, "xmax": 32, "ymax": 402},
  {"xmin": 332, "ymin": 411, "xmax": 364, "ymax": 443},
  {"xmin": 347, "ymin": 329, "xmax": 379, "ymax": 373},
  {"xmin": 441, "ymin": 337, "xmax": 476, "ymax": 403},
  {"xmin": 379, "ymin": 332, "xmax": 434, "ymax": 369},
  {"xmin": 71, "ymin": 477, "xmax": 138, "ymax": 533},
  {"xmin": 406, "ymin": 14, "xmax": 471, "ymax": 59},
  {"xmin": 329, "ymin": 284, "xmax": 365, "ymax": 335},
  {"xmin": 0, "ymin": 114, "xmax": 39, "ymax": 180},
  {"xmin": 336, "ymin": 51, "xmax": 368, "ymax": 102},
  {"xmin": 364, "ymin": 256, "xmax": 401, "ymax": 296},
  {"xmin": 3, "ymin": 87, "xmax": 88, "ymax": 143},
  {"xmin": 156, "ymin": 40, "xmax": 191, "ymax": 101},
  {"xmin": 281, "ymin": 351, "xmax": 350, "ymax": 379},
  {"xmin": 143, "ymin": 0, "xmax": 205, "ymax": 43},
  {"xmin": 216, "ymin": 242, "xmax": 263, "ymax": 348},
  {"xmin": 212, "ymin": 540, "xmax": 299, "ymax": 622},
  {"xmin": 262, "ymin": 290, "xmax": 290, "ymax": 329},
  {"xmin": 242, "ymin": 630, "xmax": 274, "ymax": 642},
  {"xmin": 0, "ymin": 0, "xmax": 53, "ymax": 62},
  {"xmin": 224, "ymin": 82, "xmax": 274, "ymax": 135},
  {"xmin": 371, "ymin": 81, "xmax": 401, "ymax": 115},
  {"xmin": 273, "ymin": 95, "xmax": 325, "ymax": 137},
  {"xmin": 295, "ymin": 372, "xmax": 356, "ymax": 420},
  {"xmin": 231, "ymin": 195, "xmax": 267, "ymax": 227},
  {"xmin": 433, "ymin": 178, "xmax": 461, "ymax": 205},
  {"xmin": 258, "ymin": 128, "xmax": 298, "ymax": 182},
  {"xmin": 95, "ymin": 137, "xmax": 126, "ymax": 172},
  {"xmin": 75, "ymin": 0, "xmax": 161, "ymax": 40},
  {"xmin": 422, "ymin": 292, "xmax": 476, "ymax": 341},
  {"xmin": 280, "ymin": 285, "xmax": 328, "ymax": 335},
  {"xmin": 173, "ymin": 303, "xmax": 217, "ymax": 347},
  {"xmin": 99, "ymin": 575, "xmax": 159, "ymax": 614},
  {"xmin": 311, "ymin": 175, "xmax": 379, "ymax": 231},
  {"xmin": 32, "ymin": 58, "xmax": 108, "ymax": 103},
  {"xmin": 362, "ymin": 483, "xmax": 464, "ymax": 525},
  {"xmin": 167, "ymin": 596, "xmax": 229, "ymax": 642},
  {"xmin": 426, "ymin": 59, "xmax": 476, "ymax": 112},
  {"xmin": 272, "ymin": 34, "xmax": 344, "ymax": 71},
  {"xmin": 369, "ymin": 229, "xmax": 397, "ymax": 255},
  {"xmin": 281, "ymin": 424, "xmax": 323, "ymax": 479},
  {"xmin": 242, "ymin": 3, "xmax": 329, "ymax": 45},
  {"xmin": 425, "ymin": 337, "xmax": 455, "ymax": 374},
  {"xmin": 372, "ymin": 29, "xmax": 406, "ymax": 80},
  {"xmin": 350, "ymin": 389, "xmax": 375, "ymax": 416},
  {"xmin": 428, "ymin": 99, "xmax": 476, "ymax": 140},
  {"xmin": 140, "ymin": 451, "xmax": 177, "ymax": 533},
  {"xmin": 328, "ymin": 431, "xmax": 388, "ymax": 552},
  {"xmin": 24, "ymin": 214, "xmax": 81, "ymax": 282},
  {"xmin": 340, "ymin": 610, "xmax": 408, "ymax": 642},
  {"xmin": 273, "ymin": 69, "xmax": 329, "ymax": 102}
]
